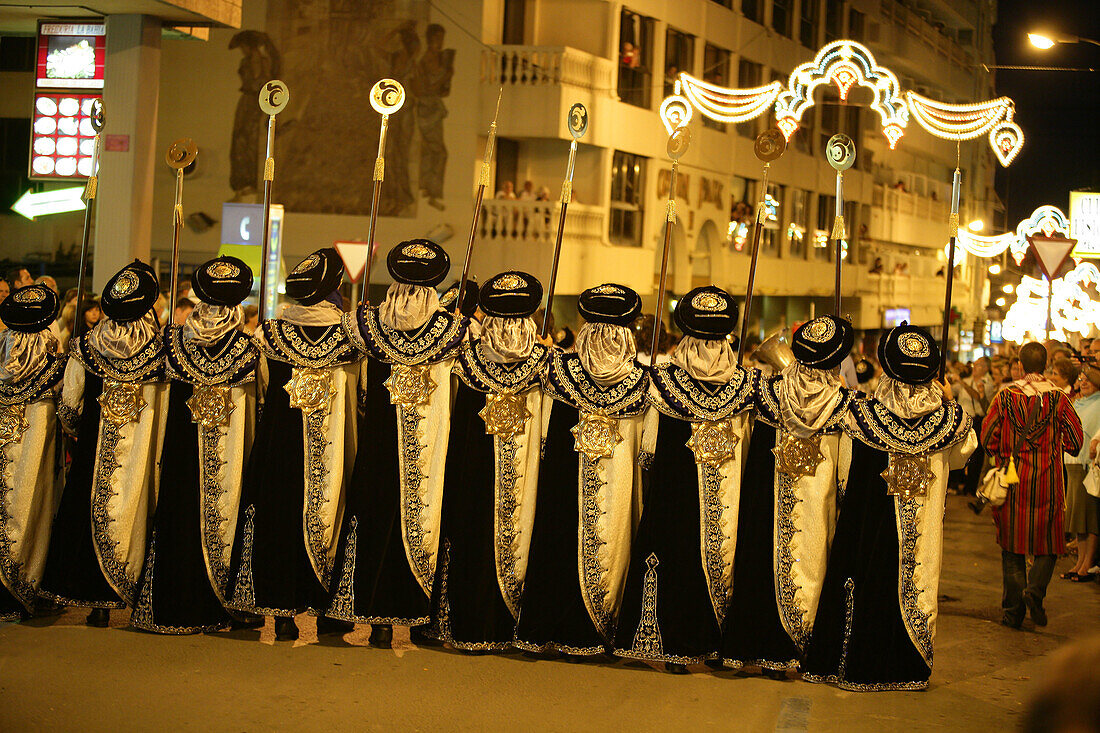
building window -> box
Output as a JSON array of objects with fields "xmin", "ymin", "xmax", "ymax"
[
  {"xmin": 848, "ymin": 9, "xmax": 865, "ymax": 43},
  {"xmin": 824, "ymin": 0, "xmax": 843, "ymax": 42},
  {"xmin": 664, "ymin": 28, "xmax": 694, "ymax": 98},
  {"xmin": 800, "ymin": 0, "xmax": 818, "ymax": 48},
  {"xmin": 788, "ymin": 188, "xmax": 809, "ymax": 259},
  {"xmin": 729, "ymin": 176, "xmax": 756, "ymax": 252},
  {"xmin": 815, "ymin": 193, "xmax": 835, "ymax": 261},
  {"xmin": 709, "ymin": 0, "xmax": 734, "ymax": 8},
  {"xmin": 742, "ymin": 0, "xmax": 761, "ymax": 24},
  {"xmin": 772, "ymin": 0, "xmax": 792, "ymax": 37},
  {"xmin": 618, "ymin": 9, "xmax": 654, "ymax": 109},
  {"xmin": 794, "ymin": 106, "xmax": 815, "ymax": 154},
  {"xmin": 610, "ymin": 150, "xmax": 646, "ymax": 246},
  {"xmin": 761, "ymin": 183, "xmax": 784, "ymax": 256},
  {"xmin": 702, "ymin": 44, "xmax": 731, "ymax": 132},
  {"xmin": 819, "ymin": 100, "xmax": 839, "ymax": 155},
  {"xmin": 501, "ymin": 0, "xmax": 526, "ymax": 44},
  {"xmin": 735, "ymin": 59, "xmax": 763, "ymax": 138}
]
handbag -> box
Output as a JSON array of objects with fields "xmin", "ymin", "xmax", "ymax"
[
  {"xmin": 1086, "ymin": 460, "xmax": 1100, "ymax": 499},
  {"xmin": 978, "ymin": 393, "xmax": 1042, "ymax": 508}
]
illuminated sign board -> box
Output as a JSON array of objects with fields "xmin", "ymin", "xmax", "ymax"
[
  {"xmin": 220, "ymin": 203, "xmax": 284, "ymax": 317},
  {"xmin": 883, "ymin": 308, "xmax": 910, "ymax": 327},
  {"xmin": 29, "ymin": 92, "xmax": 101, "ymax": 179},
  {"xmin": 36, "ymin": 21, "xmax": 106, "ymax": 90},
  {"xmin": 1070, "ymin": 190, "xmax": 1100, "ymax": 259}
]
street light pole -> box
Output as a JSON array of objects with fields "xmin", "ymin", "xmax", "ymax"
[{"xmin": 1028, "ymin": 31, "xmax": 1100, "ymax": 50}]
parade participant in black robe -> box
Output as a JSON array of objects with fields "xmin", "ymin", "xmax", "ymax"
[
  {"xmin": 613, "ymin": 287, "xmax": 753, "ymax": 673},
  {"xmin": 803, "ymin": 324, "xmax": 975, "ymax": 691},
  {"xmin": 324, "ymin": 240, "xmax": 466, "ymax": 648},
  {"xmin": 721, "ymin": 315, "xmax": 854, "ymax": 674},
  {"xmin": 0, "ymin": 286, "xmax": 66, "ymax": 621},
  {"xmin": 225, "ymin": 248, "xmax": 360, "ymax": 641},
  {"xmin": 40, "ymin": 260, "xmax": 168, "ymax": 628},
  {"xmin": 132, "ymin": 257, "xmax": 258, "ymax": 634},
  {"xmin": 513, "ymin": 284, "xmax": 647, "ymax": 658},
  {"xmin": 426, "ymin": 271, "xmax": 548, "ymax": 651}
]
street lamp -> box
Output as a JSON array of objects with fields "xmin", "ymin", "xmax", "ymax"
[{"xmin": 1029, "ymin": 31, "xmax": 1100, "ymax": 49}]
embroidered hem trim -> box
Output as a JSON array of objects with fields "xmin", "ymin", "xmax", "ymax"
[
  {"xmin": 511, "ymin": 638, "xmax": 608, "ymax": 656},
  {"xmin": 800, "ymin": 673, "xmax": 929, "ymax": 692},
  {"xmin": 398, "ymin": 404, "xmax": 434, "ymax": 594},
  {"xmin": 774, "ymin": 470, "xmax": 807, "ymax": 650},
  {"xmin": 130, "ymin": 532, "xmax": 228, "ymax": 635},
  {"xmin": 495, "ymin": 436, "xmax": 523, "ymax": 618},
  {"xmin": 35, "ymin": 590, "xmax": 125, "ymax": 609},
  {"xmin": 699, "ymin": 465, "xmax": 729, "ymax": 625},
  {"xmin": 896, "ymin": 497, "xmax": 934, "ymax": 666},
  {"xmin": 198, "ymin": 425, "xmax": 231, "ymax": 602},
  {"xmin": 0, "ymin": 437, "xmax": 36, "ymax": 612},
  {"xmin": 578, "ymin": 455, "xmax": 611, "ymax": 637},
  {"xmin": 90, "ymin": 419, "xmax": 135, "ymax": 604},
  {"xmin": 721, "ymin": 657, "xmax": 800, "ymax": 671},
  {"xmin": 303, "ymin": 410, "xmax": 334, "ymax": 588}
]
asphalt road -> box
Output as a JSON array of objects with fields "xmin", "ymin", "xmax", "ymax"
[{"xmin": 2, "ymin": 495, "xmax": 1097, "ymax": 732}]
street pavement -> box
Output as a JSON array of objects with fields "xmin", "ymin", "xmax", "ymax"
[{"xmin": 2, "ymin": 495, "xmax": 1098, "ymax": 732}]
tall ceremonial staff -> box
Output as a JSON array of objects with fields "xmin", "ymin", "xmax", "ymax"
[
  {"xmin": 359, "ymin": 79, "xmax": 406, "ymax": 303},
  {"xmin": 939, "ymin": 160, "xmax": 962, "ymax": 379},
  {"xmin": 165, "ymin": 138, "xmax": 199, "ymax": 313},
  {"xmin": 651, "ymin": 126, "xmax": 692, "ymax": 367},
  {"xmin": 825, "ymin": 133, "xmax": 856, "ymax": 316},
  {"xmin": 736, "ymin": 129, "xmax": 787, "ymax": 363},
  {"xmin": 257, "ymin": 80, "xmax": 290, "ymax": 321},
  {"xmin": 541, "ymin": 103, "xmax": 589, "ymax": 339},
  {"xmin": 455, "ymin": 88, "xmax": 504, "ymax": 313},
  {"xmin": 73, "ymin": 99, "xmax": 104, "ymax": 340}
]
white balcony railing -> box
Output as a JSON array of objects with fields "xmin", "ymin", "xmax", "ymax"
[
  {"xmin": 481, "ymin": 45, "xmax": 615, "ymax": 93},
  {"xmin": 873, "ymin": 185, "xmax": 951, "ymax": 222},
  {"xmin": 479, "ymin": 199, "xmax": 606, "ymax": 246}
]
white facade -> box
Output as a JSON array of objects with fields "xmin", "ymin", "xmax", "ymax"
[{"xmin": 0, "ymin": 0, "xmax": 1001, "ymax": 337}]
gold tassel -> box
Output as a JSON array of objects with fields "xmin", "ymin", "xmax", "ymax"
[{"xmin": 1005, "ymin": 456, "xmax": 1019, "ymax": 484}]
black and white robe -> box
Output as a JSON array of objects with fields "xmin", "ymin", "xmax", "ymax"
[
  {"xmin": 513, "ymin": 350, "xmax": 648, "ymax": 655},
  {"xmin": 803, "ymin": 387, "xmax": 975, "ymax": 691},
  {"xmin": 612, "ymin": 362, "xmax": 754, "ymax": 664},
  {"xmin": 225, "ymin": 312, "xmax": 360, "ymax": 617},
  {"xmin": 40, "ymin": 325, "xmax": 169, "ymax": 608},
  {"xmin": 325, "ymin": 303, "xmax": 466, "ymax": 626},
  {"xmin": 426, "ymin": 339, "xmax": 549, "ymax": 649},
  {"xmin": 131, "ymin": 321, "xmax": 258, "ymax": 633},
  {"xmin": 721, "ymin": 367, "xmax": 853, "ymax": 669},
  {"xmin": 0, "ymin": 347, "xmax": 66, "ymax": 619}
]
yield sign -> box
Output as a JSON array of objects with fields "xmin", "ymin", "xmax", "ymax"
[
  {"xmin": 1028, "ymin": 234, "xmax": 1077, "ymax": 280},
  {"xmin": 334, "ymin": 241, "xmax": 374, "ymax": 281}
]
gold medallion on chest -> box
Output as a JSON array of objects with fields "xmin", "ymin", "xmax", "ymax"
[
  {"xmin": 572, "ymin": 412, "xmax": 622, "ymax": 461},
  {"xmin": 687, "ymin": 419, "xmax": 739, "ymax": 468},
  {"xmin": 479, "ymin": 391, "xmax": 531, "ymax": 438},
  {"xmin": 99, "ymin": 380, "xmax": 147, "ymax": 427},
  {"xmin": 773, "ymin": 433, "xmax": 824, "ymax": 479},
  {"xmin": 384, "ymin": 364, "xmax": 436, "ymax": 408},
  {"xmin": 285, "ymin": 367, "xmax": 336, "ymax": 415},
  {"xmin": 881, "ymin": 452, "xmax": 934, "ymax": 500},
  {"xmin": 187, "ymin": 384, "xmax": 234, "ymax": 428}
]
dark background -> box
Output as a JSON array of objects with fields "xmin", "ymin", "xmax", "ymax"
[{"xmin": 993, "ymin": 0, "xmax": 1100, "ymax": 226}]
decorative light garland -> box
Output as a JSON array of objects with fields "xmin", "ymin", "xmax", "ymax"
[
  {"xmin": 954, "ymin": 205, "xmax": 1071, "ymax": 264},
  {"xmin": 661, "ymin": 40, "xmax": 1024, "ymax": 164},
  {"xmin": 1002, "ymin": 262, "xmax": 1100, "ymax": 343}
]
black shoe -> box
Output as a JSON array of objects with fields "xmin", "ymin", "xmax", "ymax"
[
  {"xmin": 85, "ymin": 609, "xmax": 109, "ymax": 628},
  {"xmin": 1001, "ymin": 613, "xmax": 1023, "ymax": 629},
  {"xmin": 562, "ymin": 653, "xmax": 586, "ymax": 664},
  {"xmin": 409, "ymin": 625, "xmax": 442, "ymax": 647},
  {"xmin": 229, "ymin": 614, "xmax": 265, "ymax": 631},
  {"xmin": 705, "ymin": 659, "xmax": 727, "ymax": 671},
  {"xmin": 762, "ymin": 667, "xmax": 789, "ymax": 681},
  {"xmin": 369, "ymin": 624, "xmax": 393, "ymax": 649},
  {"xmin": 316, "ymin": 616, "xmax": 355, "ymax": 636},
  {"xmin": 968, "ymin": 500, "xmax": 987, "ymax": 515},
  {"xmin": 1024, "ymin": 595, "xmax": 1048, "ymax": 627},
  {"xmin": 665, "ymin": 662, "xmax": 689, "ymax": 675},
  {"xmin": 274, "ymin": 617, "xmax": 299, "ymax": 641}
]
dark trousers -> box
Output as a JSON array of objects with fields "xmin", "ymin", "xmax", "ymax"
[
  {"xmin": 1001, "ymin": 551, "xmax": 1057, "ymax": 622},
  {"xmin": 962, "ymin": 419, "xmax": 985, "ymax": 496}
]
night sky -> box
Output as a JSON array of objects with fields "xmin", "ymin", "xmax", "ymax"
[{"xmin": 993, "ymin": 0, "xmax": 1100, "ymax": 227}]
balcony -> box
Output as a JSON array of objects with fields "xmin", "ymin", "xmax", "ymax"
[
  {"xmin": 480, "ymin": 45, "xmax": 617, "ymax": 142},
  {"xmin": 869, "ymin": 184, "xmax": 951, "ymax": 249}
]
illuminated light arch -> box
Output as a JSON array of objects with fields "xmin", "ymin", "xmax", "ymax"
[
  {"xmin": 1002, "ymin": 262, "xmax": 1100, "ymax": 343},
  {"xmin": 954, "ymin": 205, "xmax": 1071, "ymax": 263},
  {"xmin": 774, "ymin": 41, "xmax": 908, "ymax": 149},
  {"xmin": 677, "ymin": 74, "xmax": 782, "ymax": 124},
  {"xmin": 658, "ymin": 40, "xmax": 1025, "ymax": 164},
  {"xmin": 906, "ymin": 92, "xmax": 1024, "ymax": 167},
  {"xmin": 659, "ymin": 94, "xmax": 693, "ymax": 134}
]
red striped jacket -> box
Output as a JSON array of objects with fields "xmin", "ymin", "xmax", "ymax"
[{"xmin": 981, "ymin": 383, "xmax": 1083, "ymax": 555}]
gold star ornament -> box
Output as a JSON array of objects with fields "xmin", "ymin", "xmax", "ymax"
[
  {"xmin": 0, "ymin": 403, "xmax": 29, "ymax": 446},
  {"xmin": 384, "ymin": 364, "xmax": 437, "ymax": 408},
  {"xmin": 479, "ymin": 391, "xmax": 531, "ymax": 439},
  {"xmin": 687, "ymin": 419, "xmax": 740, "ymax": 468},
  {"xmin": 187, "ymin": 384, "xmax": 234, "ymax": 429},
  {"xmin": 881, "ymin": 453, "xmax": 933, "ymax": 500},
  {"xmin": 285, "ymin": 367, "xmax": 336, "ymax": 415},
  {"xmin": 773, "ymin": 433, "xmax": 824, "ymax": 479},
  {"xmin": 571, "ymin": 412, "xmax": 622, "ymax": 461},
  {"xmin": 99, "ymin": 380, "xmax": 147, "ymax": 427}
]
